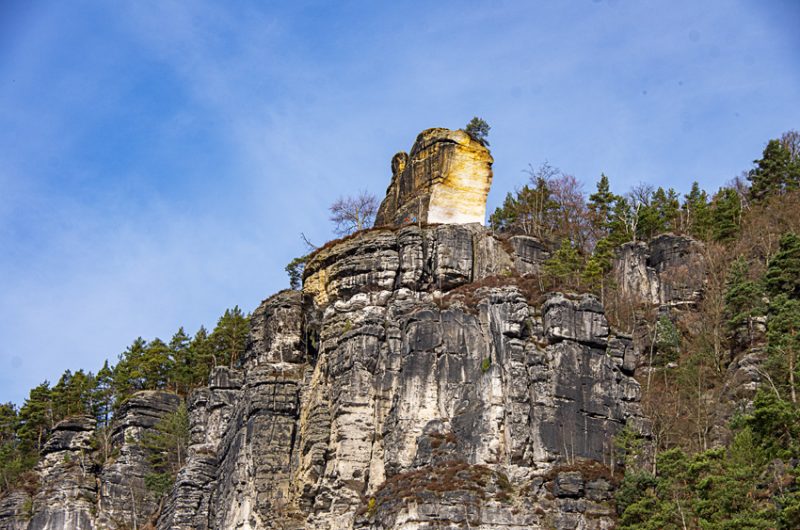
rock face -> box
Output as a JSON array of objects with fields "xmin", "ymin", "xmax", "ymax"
[
  {"xmin": 6, "ymin": 128, "xmax": 660, "ymax": 529},
  {"xmin": 374, "ymin": 128, "xmax": 493, "ymax": 227},
  {"xmin": 97, "ymin": 391, "xmax": 181, "ymax": 529},
  {"xmin": 0, "ymin": 491, "xmax": 30, "ymax": 530},
  {"xmin": 5, "ymin": 223, "xmax": 643, "ymax": 530},
  {"xmin": 149, "ymin": 224, "xmax": 644, "ymax": 530},
  {"xmin": 613, "ymin": 234, "xmax": 705, "ymax": 308},
  {"xmin": 27, "ymin": 416, "xmax": 96, "ymax": 530}
]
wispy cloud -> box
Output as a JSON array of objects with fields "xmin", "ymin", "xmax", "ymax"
[{"xmin": 1, "ymin": 0, "xmax": 798, "ymax": 403}]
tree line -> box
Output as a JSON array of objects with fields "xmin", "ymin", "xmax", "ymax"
[
  {"xmin": 485, "ymin": 128, "xmax": 800, "ymax": 527},
  {"xmin": 0, "ymin": 306, "xmax": 249, "ymax": 493},
  {"xmin": 487, "ymin": 130, "xmax": 800, "ymax": 299}
]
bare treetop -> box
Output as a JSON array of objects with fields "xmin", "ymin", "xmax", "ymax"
[{"xmin": 329, "ymin": 191, "xmax": 378, "ymax": 236}]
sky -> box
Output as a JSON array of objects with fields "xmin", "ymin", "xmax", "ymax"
[{"xmin": 1, "ymin": 0, "xmax": 799, "ymax": 405}]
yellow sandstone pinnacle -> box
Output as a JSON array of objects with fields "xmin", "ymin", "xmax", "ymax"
[
  {"xmin": 304, "ymin": 128, "xmax": 494, "ymax": 306},
  {"xmin": 375, "ymin": 127, "xmax": 493, "ymax": 226}
]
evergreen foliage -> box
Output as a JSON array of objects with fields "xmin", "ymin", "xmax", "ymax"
[
  {"xmin": 543, "ymin": 238, "xmax": 583, "ymax": 289},
  {"xmin": 141, "ymin": 402, "xmax": 190, "ymax": 497},
  {"xmin": 464, "ymin": 117, "xmax": 490, "ymax": 146},
  {"xmin": 709, "ymin": 187, "xmax": 742, "ymax": 242},
  {"xmin": 285, "ymin": 254, "xmax": 308, "ymax": 290},
  {"xmin": 210, "ymin": 306, "xmax": 249, "ymax": 367},
  {"xmin": 724, "ymin": 257, "xmax": 766, "ymax": 348},
  {"xmin": 0, "ymin": 304, "xmax": 249, "ymax": 496},
  {"xmin": 681, "ymin": 182, "xmax": 711, "ymax": 239},
  {"xmin": 749, "ymin": 139, "xmax": 800, "ymax": 202},
  {"xmin": 765, "ymin": 232, "xmax": 800, "ymax": 298}
]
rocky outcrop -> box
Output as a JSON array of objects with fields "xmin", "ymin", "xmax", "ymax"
[
  {"xmin": 157, "ymin": 367, "xmax": 242, "ymax": 530},
  {"xmin": 27, "ymin": 416, "xmax": 96, "ymax": 530},
  {"xmin": 303, "ymin": 224, "xmax": 519, "ymax": 306},
  {"xmin": 0, "ymin": 491, "xmax": 29, "ymax": 530},
  {"xmin": 613, "ymin": 234, "xmax": 705, "ymax": 308},
  {"xmin": 375, "ymin": 128, "xmax": 493, "ymax": 227},
  {"xmin": 8, "ymin": 222, "xmax": 645, "ymax": 530},
  {"xmin": 509, "ymin": 235, "xmax": 550, "ymax": 275},
  {"xmin": 11, "ymin": 127, "xmax": 661, "ymax": 529},
  {"xmin": 147, "ymin": 223, "xmax": 645, "ymax": 530},
  {"xmin": 97, "ymin": 391, "xmax": 181, "ymax": 529}
]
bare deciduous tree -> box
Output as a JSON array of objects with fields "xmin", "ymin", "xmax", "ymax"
[
  {"xmin": 780, "ymin": 129, "xmax": 800, "ymax": 160},
  {"xmin": 329, "ymin": 191, "xmax": 378, "ymax": 236},
  {"xmin": 549, "ymin": 173, "xmax": 590, "ymax": 252}
]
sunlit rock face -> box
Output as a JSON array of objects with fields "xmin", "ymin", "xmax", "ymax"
[
  {"xmin": 375, "ymin": 128, "xmax": 493, "ymax": 227},
  {"xmin": 161, "ymin": 226, "xmax": 643, "ymax": 530}
]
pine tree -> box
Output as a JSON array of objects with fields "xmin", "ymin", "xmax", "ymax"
[
  {"xmin": 544, "ymin": 238, "xmax": 583, "ymax": 289},
  {"xmin": 211, "ymin": 307, "xmax": 250, "ymax": 367},
  {"xmin": 608, "ymin": 196, "xmax": 636, "ymax": 243},
  {"xmin": 681, "ymin": 182, "xmax": 711, "ymax": 239},
  {"xmin": 285, "ymin": 255, "xmax": 308, "ymax": 290},
  {"xmin": 51, "ymin": 369, "xmax": 94, "ymax": 420},
  {"xmin": 763, "ymin": 233, "xmax": 800, "ymax": 404},
  {"xmin": 93, "ymin": 360, "xmax": 114, "ymax": 427},
  {"xmin": 113, "ymin": 337, "xmax": 148, "ymax": 405},
  {"xmin": 749, "ymin": 139, "xmax": 800, "ymax": 202},
  {"xmin": 142, "ymin": 338, "xmax": 173, "ymax": 390},
  {"xmin": 169, "ymin": 327, "xmax": 192, "ymax": 395},
  {"xmin": 767, "ymin": 294, "xmax": 800, "ymax": 404},
  {"xmin": 489, "ymin": 192, "xmax": 519, "ymax": 232},
  {"xmin": 141, "ymin": 402, "xmax": 190, "ymax": 497},
  {"xmin": 765, "ymin": 232, "xmax": 800, "ymax": 299},
  {"xmin": 0, "ymin": 403, "xmax": 21, "ymax": 492},
  {"xmin": 724, "ymin": 257, "xmax": 766, "ymax": 349},
  {"xmin": 587, "ymin": 173, "xmax": 618, "ymax": 241},
  {"xmin": 709, "ymin": 187, "xmax": 741, "ymax": 242},
  {"xmin": 17, "ymin": 382, "xmax": 53, "ymax": 453},
  {"xmin": 464, "ymin": 117, "xmax": 490, "ymax": 146},
  {"xmin": 189, "ymin": 326, "xmax": 215, "ymax": 387}
]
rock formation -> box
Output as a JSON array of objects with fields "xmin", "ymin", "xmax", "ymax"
[
  {"xmin": 96, "ymin": 391, "xmax": 181, "ymax": 529},
  {"xmin": 154, "ymin": 222, "xmax": 645, "ymax": 529},
  {"xmin": 375, "ymin": 128, "xmax": 493, "ymax": 227},
  {"xmin": 0, "ymin": 491, "xmax": 29, "ymax": 530},
  {"xmin": 27, "ymin": 416, "xmax": 96, "ymax": 530},
  {"xmin": 613, "ymin": 233, "xmax": 706, "ymax": 308},
  {"xmin": 2, "ymin": 127, "xmax": 660, "ymax": 530}
]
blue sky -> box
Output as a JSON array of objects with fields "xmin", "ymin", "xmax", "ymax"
[{"xmin": 1, "ymin": 0, "xmax": 798, "ymax": 405}]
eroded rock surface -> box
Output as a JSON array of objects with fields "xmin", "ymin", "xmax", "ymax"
[
  {"xmin": 0, "ymin": 490, "xmax": 29, "ymax": 530},
  {"xmin": 27, "ymin": 416, "xmax": 96, "ymax": 530},
  {"xmin": 375, "ymin": 128, "xmax": 493, "ymax": 226},
  {"xmin": 97, "ymin": 391, "xmax": 180, "ymax": 529},
  {"xmin": 613, "ymin": 234, "xmax": 705, "ymax": 308},
  {"xmin": 149, "ymin": 225, "xmax": 645, "ymax": 530},
  {"xmin": 158, "ymin": 367, "xmax": 242, "ymax": 530},
  {"xmin": 14, "ymin": 221, "xmax": 651, "ymax": 529}
]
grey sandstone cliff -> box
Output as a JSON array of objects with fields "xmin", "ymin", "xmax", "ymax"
[
  {"xmin": 27, "ymin": 416, "xmax": 96, "ymax": 530},
  {"xmin": 97, "ymin": 391, "xmax": 181, "ymax": 529},
  {"xmin": 4, "ymin": 128, "xmax": 658, "ymax": 530},
  {"xmin": 0, "ymin": 490, "xmax": 29, "ymax": 530},
  {"xmin": 613, "ymin": 233, "xmax": 706, "ymax": 309},
  {"xmin": 148, "ymin": 222, "xmax": 645, "ymax": 530}
]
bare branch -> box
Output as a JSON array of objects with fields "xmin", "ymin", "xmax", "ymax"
[
  {"xmin": 300, "ymin": 232, "xmax": 318, "ymax": 251},
  {"xmin": 329, "ymin": 190, "xmax": 378, "ymax": 236}
]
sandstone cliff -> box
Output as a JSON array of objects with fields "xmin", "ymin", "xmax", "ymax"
[
  {"xmin": 155, "ymin": 223, "xmax": 645, "ymax": 530},
  {"xmin": 375, "ymin": 128, "xmax": 493, "ymax": 227},
  {"xmin": 3, "ymin": 128, "xmax": 660, "ymax": 530}
]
